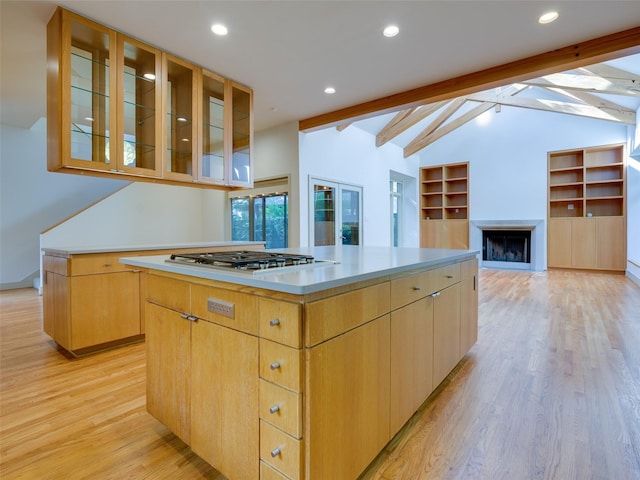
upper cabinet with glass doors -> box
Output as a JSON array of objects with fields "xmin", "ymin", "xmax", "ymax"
[{"xmin": 47, "ymin": 7, "xmax": 253, "ymax": 189}]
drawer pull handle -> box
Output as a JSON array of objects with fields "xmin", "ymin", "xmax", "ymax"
[
  {"xmin": 180, "ymin": 313, "xmax": 189, "ymax": 319},
  {"xmin": 270, "ymin": 447, "xmax": 281, "ymax": 458},
  {"xmin": 186, "ymin": 315, "xmax": 197, "ymax": 322},
  {"xmin": 270, "ymin": 361, "xmax": 281, "ymax": 370},
  {"xmin": 412, "ymin": 286, "xmax": 421, "ymax": 291},
  {"xmin": 104, "ymin": 263, "xmax": 112, "ymax": 267},
  {"xmin": 446, "ymin": 275, "xmax": 454, "ymax": 278},
  {"xmin": 269, "ymin": 319, "xmax": 281, "ymax": 327},
  {"xmin": 269, "ymin": 404, "xmax": 280, "ymax": 414},
  {"xmin": 431, "ymin": 292, "xmax": 441, "ymax": 298}
]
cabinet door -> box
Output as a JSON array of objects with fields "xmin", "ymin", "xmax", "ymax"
[
  {"xmin": 306, "ymin": 315, "xmax": 390, "ymax": 480},
  {"xmin": 433, "ymin": 283, "xmax": 461, "ymax": 388},
  {"xmin": 390, "ymin": 296, "xmax": 434, "ymax": 434},
  {"xmin": 43, "ymin": 271, "xmax": 71, "ymax": 350},
  {"xmin": 145, "ymin": 302, "xmax": 191, "ymax": 444},
  {"xmin": 597, "ymin": 217, "xmax": 626, "ymax": 270},
  {"xmin": 69, "ymin": 271, "xmax": 140, "ymax": 350},
  {"xmin": 191, "ymin": 320, "xmax": 259, "ymax": 480},
  {"xmin": 460, "ymin": 272, "xmax": 478, "ymax": 354},
  {"xmin": 571, "ymin": 218, "xmax": 597, "ymax": 269},
  {"xmin": 548, "ymin": 218, "xmax": 572, "ymax": 268},
  {"xmin": 59, "ymin": 11, "xmax": 118, "ymax": 171},
  {"xmin": 117, "ymin": 34, "xmax": 162, "ymax": 176},
  {"xmin": 228, "ymin": 81, "xmax": 253, "ymax": 187},
  {"xmin": 199, "ymin": 69, "xmax": 226, "ymax": 184},
  {"xmin": 164, "ymin": 54, "xmax": 198, "ymax": 181}
]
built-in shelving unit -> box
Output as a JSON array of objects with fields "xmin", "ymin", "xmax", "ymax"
[
  {"xmin": 420, "ymin": 162, "xmax": 469, "ymax": 249},
  {"xmin": 547, "ymin": 144, "xmax": 626, "ymax": 271}
]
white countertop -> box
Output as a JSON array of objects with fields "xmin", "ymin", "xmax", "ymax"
[
  {"xmin": 41, "ymin": 241, "xmax": 265, "ymax": 256},
  {"xmin": 120, "ymin": 246, "xmax": 479, "ymax": 295}
]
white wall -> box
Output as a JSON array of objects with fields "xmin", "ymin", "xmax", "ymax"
[
  {"xmin": 0, "ymin": 118, "xmax": 127, "ymax": 288},
  {"xmin": 299, "ymin": 126, "xmax": 419, "ymax": 247}
]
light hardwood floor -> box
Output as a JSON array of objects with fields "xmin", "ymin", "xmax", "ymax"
[{"xmin": 2, "ymin": 269, "xmax": 639, "ymax": 479}]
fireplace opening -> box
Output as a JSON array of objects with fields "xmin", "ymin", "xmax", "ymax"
[{"xmin": 482, "ymin": 230, "xmax": 531, "ymax": 263}]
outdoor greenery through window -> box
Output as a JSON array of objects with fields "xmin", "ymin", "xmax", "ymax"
[{"xmin": 231, "ymin": 194, "xmax": 288, "ymax": 248}]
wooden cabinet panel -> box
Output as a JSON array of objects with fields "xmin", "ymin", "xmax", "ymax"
[
  {"xmin": 70, "ymin": 253, "xmax": 136, "ymax": 275},
  {"xmin": 421, "ymin": 219, "xmax": 469, "ymax": 249},
  {"xmin": 259, "ymin": 379, "xmax": 302, "ymax": 438},
  {"xmin": 390, "ymin": 296, "xmax": 434, "ymax": 433},
  {"xmin": 571, "ymin": 218, "xmax": 597, "ymax": 269},
  {"xmin": 145, "ymin": 302, "xmax": 191, "ymax": 444},
  {"xmin": 191, "ymin": 284, "xmax": 258, "ymax": 335},
  {"xmin": 433, "ymin": 284, "xmax": 462, "ymax": 387},
  {"xmin": 304, "ymin": 282, "xmax": 390, "ymax": 347},
  {"xmin": 69, "ymin": 271, "xmax": 140, "ymax": 350},
  {"xmin": 258, "ymin": 298, "xmax": 302, "ymax": 348},
  {"xmin": 43, "ymin": 271, "xmax": 70, "ymax": 350},
  {"xmin": 260, "ymin": 461, "xmax": 290, "ymax": 480},
  {"xmin": 390, "ymin": 263, "xmax": 459, "ymax": 310},
  {"xmin": 191, "ymin": 320, "xmax": 259, "ymax": 480},
  {"xmin": 460, "ymin": 260, "xmax": 478, "ymax": 354},
  {"xmin": 548, "ymin": 219, "xmax": 572, "ymax": 268},
  {"xmin": 597, "ymin": 217, "xmax": 626, "ymax": 270},
  {"xmin": 306, "ymin": 315, "xmax": 390, "ymax": 480},
  {"xmin": 146, "ymin": 274, "xmax": 191, "ymax": 313},
  {"xmin": 259, "ymin": 339, "xmax": 303, "ymax": 392},
  {"xmin": 260, "ymin": 421, "xmax": 302, "ymax": 480}
]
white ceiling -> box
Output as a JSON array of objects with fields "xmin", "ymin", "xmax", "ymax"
[{"xmin": 2, "ymin": 1, "xmax": 640, "ymax": 139}]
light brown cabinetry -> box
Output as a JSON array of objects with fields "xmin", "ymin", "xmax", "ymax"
[
  {"xmin": 141, "ymin": 256, "xmax": 478, "ymax": 480},
  {"xmin": 420, "ymin": 162, "xmax": 469, "ymax": 249},
  {"xmin": 47, "ymin": 7, "xmax": 253, "ymax": 189},
  {"xmin": 547, "ymin": 144, "xmax": 626, "ymax": 271},
  {"xmin": 42, "ymin": 244, "xmax": 263, "ymax": 355},
  {"xmin": 146, "ymin": 273, "xmax": 259, "ymax": 480}
]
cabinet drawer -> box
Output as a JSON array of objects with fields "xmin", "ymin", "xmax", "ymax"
[
  {"xmin": 304, "ymin": 282, "xmax": 390, "ymax": 347},
  {"xmin": 261, "ymin": 461, "xmax": 291, "ymax": 480},
  {"xmin": 146, "ymin": 274, "xmax": 191, "ymax": 313},
  {"xmin": 391, "ymin": 263, "xmax": 460, "ymax": 310},
  {"xmin": 70, "ymin": 253, "xmax": 136, "ymax": 275},
  {"xmin": 260, "ymin": 340, "xmax": 302, "ymax": 392},
  {"xmin": 260, "ymin": 421, "xmax": 302, "ymax": 480},
  {"xmin": 259, "ymin": 379, "xmax": 302, "ymax": 438},
  {"xmin": 259, "ymin": 298, "xmax": 302, "ymax": 348},
  {"xmin": 43, "ymin": 255, "xmax": 69, "ymax": 276},
  {"xmin": 191, "ymin": 284, "xmax": 258, "ymax": 336}
]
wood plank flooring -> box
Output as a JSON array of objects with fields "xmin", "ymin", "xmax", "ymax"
[{"xmin": 1, "ymin": 269, "xmax": 639, "ymax": 479}]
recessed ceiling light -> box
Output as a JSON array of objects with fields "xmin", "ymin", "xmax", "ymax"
[
  {"xmin": 211, "ymin": 23, "xmax": 228, "ymax": 36},
  {"xmin": 539, "ymin": 11, "xmax": 559, "ymax": 24},
  {"xmin": 383, "ymin": 25, "xmax": 399, "ymax": 37},
  {"xmin": 324, "ymin": 87, "xmax": 336, "ymax": 94}
]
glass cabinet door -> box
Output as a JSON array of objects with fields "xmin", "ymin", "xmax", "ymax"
[
  {"xmin": 229, "ymin": 82, "xmax": 253, "ymax": 186},
  {"xmin": 199, "ymin": 70, "xmax": 225, "ymax": 184},
  {"xmin": 164, "ymin": 55, "xmax": 197, "ymax": 181},
  {"xmin": 67, "ymin": 16, "xmax": 117, "ymax": 170},
  {"xmin": 118, "ymin": 35, "xmax": 161, "ymax": 176}
]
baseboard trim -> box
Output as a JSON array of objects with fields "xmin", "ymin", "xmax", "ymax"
[{"xmin": 0, "ymin": 271, "xmax": 40, "ymax": 291}]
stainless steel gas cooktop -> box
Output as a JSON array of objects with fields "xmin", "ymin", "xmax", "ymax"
[{"xmin": 166, "ymin": 250, "xmax": 336, "ymax": 274}]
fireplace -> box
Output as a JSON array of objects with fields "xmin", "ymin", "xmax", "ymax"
[
  {"xmin": 470, "ymin": 220, "xmax": 544, "ymax": 271},
  {"xmin": 482, "ymin": 230, "xmax": 531, "ymax": 263}
]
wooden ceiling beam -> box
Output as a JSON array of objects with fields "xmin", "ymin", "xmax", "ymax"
[
  {"xmin": 402, "ymin": 99, "xmax": 467, "ymax": 156},
  {"xmin": 299, "ymin": 26, "xmax": 640, "ymax": 132},
  {"xmin": 542, "ymin": 86, "xmax": 634, "ymax": 112},
  {"xmin": 376, "ymin": 102, "xmax": 448, "ymax": 147}
]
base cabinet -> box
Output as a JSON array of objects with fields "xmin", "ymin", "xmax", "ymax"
[{"xmin": 142, "ymin": 256, "xmax": 478, "ymax": 480}]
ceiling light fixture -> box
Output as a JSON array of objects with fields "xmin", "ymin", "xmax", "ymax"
[
  {"xmin": 143, "ymin": 73, "xmax": 156, "ymax": 81},
  {"xmin": 211, "ymin": 23, "xmax": 228, "ymax": 36},
  {"xmin": 324, "ymin": 87, "xmax": 336, "ymax": 94},
  {"xmin": 538, "ymin": 11, "xmax": 559, "ymax": 24},
  {"xmin": 383, "ymin": 25, "xmax": 399, "ymax": 37}
]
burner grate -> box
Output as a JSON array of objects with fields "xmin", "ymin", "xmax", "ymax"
[{"xmin": 168, "ymin": 251, "xmax": 315, "ymax": 271}]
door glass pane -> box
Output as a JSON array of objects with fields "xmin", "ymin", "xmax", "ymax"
[
  {"xmin": 314, "ymin": 185, "xmax": 336, "ymax": 246},
  {"xmin": 253, "ymin": 198, "xmax": 264, "ymax": 242},
  {"xmin": 265, "ymin": 195, "xmax": 288, "ymax": 249},
  {"xmin": 231, "ymin": 198, "xmax": 250, "ymax": 241},
  {"xmin": 166, "ymin": 60, "xmax": 193, "ymax": 175},
  {"xmin": 122, "ymin": 40, "xmax": 157, "ymax": 169},
  {"xmin": 70, "ymin": 23, "xmax": 110, "ymax": 163},
  {"xmin": 341, "ymin": 188, "xmax": 360, "ymax": 245},
  {"xmin": 231, "ymin": 86, "xmax": 251, "ymax": 183},
  {"xmin": 201, "ymin": 74, "xmax": 225, "ymax": 181}
]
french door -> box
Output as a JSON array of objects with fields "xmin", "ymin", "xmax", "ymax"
[{"xmin": 310, "ymin": 178, "xmax": 362, "ymax": 246}]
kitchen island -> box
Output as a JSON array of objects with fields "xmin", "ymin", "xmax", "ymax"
[{"xmin": 120, "ymin": 246, "xmax": 479, "ymax": 480}]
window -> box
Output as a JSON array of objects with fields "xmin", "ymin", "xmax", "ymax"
[
  {"xmin": 309, "ymin": 178, "xmax": 362, "ymax": 246},
  {"xmin": 390, "ymin": 179, "xmax": 403, "ymax": 247},
  {"xmin": 230, "ymin": 177, "xmax": 289, "ymax": 248}
]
